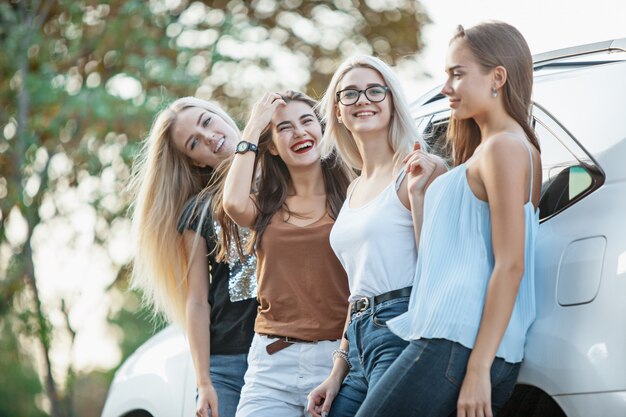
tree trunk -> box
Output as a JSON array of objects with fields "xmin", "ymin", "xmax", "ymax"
[
  {"xmin": 16, "ymin": 1, "xmax": 65, "ymax": 416},
  {"xmin": 22, "ymin": 238, "xmax": 65, "ymax": 417}
]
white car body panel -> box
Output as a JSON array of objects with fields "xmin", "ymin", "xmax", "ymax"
[{"xmin": 101, "ymin": 326, "xmax": 194, "ymax": 417}]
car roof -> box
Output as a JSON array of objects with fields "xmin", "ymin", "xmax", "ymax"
[{"xmin": 532, "ymin": 38, "xmax": 626, "ymax": 69}]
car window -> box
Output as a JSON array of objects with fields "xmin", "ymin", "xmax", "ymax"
[
  {"xmin": 532, "ymin": 105, "xmax": 604, "ymax": 221},
  {"xmin": 415, "ymin": 105, "xmax": 604, "ymax": 222},
  {"xmin": 419, "ymin": 112, "xmax": 452, "ymax": 165}
]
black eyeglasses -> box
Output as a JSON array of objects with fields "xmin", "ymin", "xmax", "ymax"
[{"xmin": 336, "ymin": 85, "xmax": 390, "ymax": 106}]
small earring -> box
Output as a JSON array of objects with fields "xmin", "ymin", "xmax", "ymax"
[
  {"xmin": 491, "ymin": 87, "xmax": 498, "ymax": 98},
  {"xmin": 337, "ymin": 116, "xmax": 342, "ymax": 124}
]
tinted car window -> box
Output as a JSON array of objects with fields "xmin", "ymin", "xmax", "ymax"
[
  {"xmin": 418, "ymin": 112, "xmax": 452, "ymax": 165},
  {"xmin": 415, "ymin": 105, "xmax": 604, "ymax": 222},
  {"xmin": 532, "ymin": 106, "xmax": 604, "ymax": 221}
]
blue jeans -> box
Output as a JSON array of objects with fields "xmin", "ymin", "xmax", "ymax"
[
  {"xmin": 329, "ymin": 297, "xmax": 410, "ymax": 417},
  {"xmin": 196, "ymin": 353, "xmax": 248, "ymax": 417},
  {"xmin": 354, "ymin": 338, "xmax": 521, "ymax": 417}
]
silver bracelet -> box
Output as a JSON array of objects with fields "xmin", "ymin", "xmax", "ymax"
[{"xmin": 332, "ymin": 348, "xmax": 352, "ymax": 370}]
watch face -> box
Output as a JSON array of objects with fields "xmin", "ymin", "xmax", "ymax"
[{"xmin": 236, "ymin": 141, "xmax": 248, "ymax": 153}]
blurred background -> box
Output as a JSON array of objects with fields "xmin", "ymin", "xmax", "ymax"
[{"xmin": 1, "ymin": 0, "xmax": 624, "ymax": 416}]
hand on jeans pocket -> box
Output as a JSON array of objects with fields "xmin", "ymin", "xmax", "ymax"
[
  {"xmin": 196, "ymin": 383, "xmax": 219, "ymax": 417},
  {"xmin": 457, "ymin": 368, "xmax": 493, "ymax": 417}
]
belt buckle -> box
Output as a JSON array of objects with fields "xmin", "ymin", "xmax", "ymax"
[
  {"xmin": 283, "ymin": 336, "xmax": 296, "ymax": 344},
  {"xmin": 358, "ymin": 297, "xmax": 369, "ymax": 312}
]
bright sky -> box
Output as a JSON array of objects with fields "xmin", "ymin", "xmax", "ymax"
[{"xmin": 401, "ymin": 0, "xmax": 626, "ymax": 102}]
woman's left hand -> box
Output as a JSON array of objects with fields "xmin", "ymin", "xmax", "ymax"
[
  {"xmin": 404, "ymin": 143, "xmax": 438, "ymax": 197},
  {"xmin": 195, "ymin": 383, "xmax": 219, "ymax": 417},
  {"xmin": 457, "ymin": 368, "xmax": 493, "ymax": 417}
]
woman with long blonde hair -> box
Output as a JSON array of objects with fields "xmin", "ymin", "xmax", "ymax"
[
  {"xmin": 307, "ymin": 55, "xmax": 446, "ymax": 417},
  {"xmin": 129, "ymin": 97, "xmax": 258, "ymax": 417}
]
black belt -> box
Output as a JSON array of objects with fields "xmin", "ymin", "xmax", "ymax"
[{"xmin": 350, "ymin": 286, "xmax": 412, "ymax": 314}]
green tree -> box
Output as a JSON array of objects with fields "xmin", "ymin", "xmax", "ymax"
[
  {"xmin": 0, "ymin": 316, "xmax": 47, "ymax": 417},
  {"xmin": 0, "ymin": 1, "xmax": 428, "ymax": 415},
  {"xmin": 1, "ymin": 1, "xmax": 195, "ymax": 415}
]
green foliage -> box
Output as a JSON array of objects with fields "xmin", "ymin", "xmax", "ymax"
[
  {"xmin": 0, "ymin": 318, "xmax": 47, "ymax": 417},
  {"xmin": 109, "ymin": 288, "xmax": 167, "ymax": 363}
]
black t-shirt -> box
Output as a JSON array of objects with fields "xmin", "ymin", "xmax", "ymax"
[{"xmin": 178, "ymin": 196, "xmax": 258, "ymax": 355}]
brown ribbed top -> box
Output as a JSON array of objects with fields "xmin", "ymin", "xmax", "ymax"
[{"xmin": 255, "ymin": 213, "xmax": 350, "ymax": 341}]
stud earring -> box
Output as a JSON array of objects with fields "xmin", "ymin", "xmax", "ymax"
[
  {"xmin": 491, "ymin": 87, "xmax": 498, "ymax": 98},
  {"xmin": 337, "ymin": 116, "xmax": 343, "ymax": 124}
]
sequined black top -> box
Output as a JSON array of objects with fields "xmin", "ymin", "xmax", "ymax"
[{"xmin": 178, "ymin": 196, "xmax": 258, "ymax": 355}]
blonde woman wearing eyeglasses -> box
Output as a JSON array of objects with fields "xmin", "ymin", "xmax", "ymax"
[{"xmin": 307, "ymin": 56, "xmax": 447, "ymax": 417}]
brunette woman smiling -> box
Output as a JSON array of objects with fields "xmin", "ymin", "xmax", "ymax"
[{"xmin": 221, "ymin": 91, "xmax": 352, "ymax": 417}]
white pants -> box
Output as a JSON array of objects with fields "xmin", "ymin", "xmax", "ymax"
[{"xmin": 236, "ymin": 333, "xmax": 339, "ymax": 417}]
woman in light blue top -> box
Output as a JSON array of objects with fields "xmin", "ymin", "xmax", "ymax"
[{"xmin": 355, "ymin": 22, "xmax": 542, "ymax": 417}]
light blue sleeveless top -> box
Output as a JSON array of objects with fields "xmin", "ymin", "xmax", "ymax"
[{"xmin": 387, "ymin": 141, "xmax": 539, "ymax": 363}]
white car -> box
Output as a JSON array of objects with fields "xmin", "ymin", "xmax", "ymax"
[
  {"xmin": 101, "ymin": 325, "xmax": 195, "ymax": 417},
  {"xmin": 102, "ymin": 38, "xmax": 626, "ymax": 417}
]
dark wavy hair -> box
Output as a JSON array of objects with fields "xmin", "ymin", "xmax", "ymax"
[
  {"xmin": 212, "ymin": 90, "xmax": 354, "ymax": 261},
  {"xmin": 447, "ymin": 21, "xmax": 540, "ymax": 165}
]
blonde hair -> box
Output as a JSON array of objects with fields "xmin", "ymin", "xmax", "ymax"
[
  {"xmin": 127, "ymin": 97, "xmax": 241, "ymax": 326},
  {"xmin": 320, "ymin": 55, "xmax": 423, "ymax": 171}
]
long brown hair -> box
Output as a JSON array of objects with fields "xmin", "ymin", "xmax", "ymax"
[
  {"xmin": 214, "ymin": 90, "xmax": 354, "ymax": 261},
  {"xmin": 447, "ymin": 22, "xmax": 540, "ymax": 165}
]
